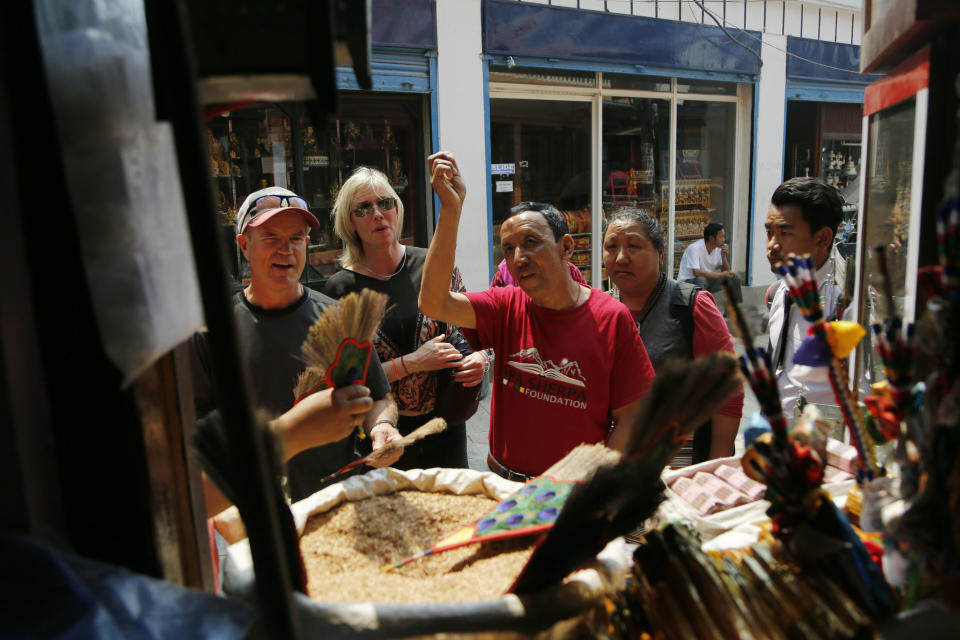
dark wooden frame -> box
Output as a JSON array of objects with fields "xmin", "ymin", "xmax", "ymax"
[{"xmin": 861, "ymin": 0, "xmax": 960, "ymax": 73}]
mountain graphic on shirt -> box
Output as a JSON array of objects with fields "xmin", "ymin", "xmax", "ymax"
[{"xmin": 506, "ymin": 348, "xmax": 586, "ymax": 387}]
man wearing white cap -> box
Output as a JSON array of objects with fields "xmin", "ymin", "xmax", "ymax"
[{"xmin": 191, "ymin": 187, "xmax": 401, "ymax": 502}]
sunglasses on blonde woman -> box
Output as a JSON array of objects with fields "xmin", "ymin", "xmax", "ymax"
[{"xmin": 351, "ymin": 197, "xmax": 397, "ymax": 217}]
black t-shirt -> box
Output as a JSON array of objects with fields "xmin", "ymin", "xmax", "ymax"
[
  {"xmin": 189, "ymin": 287, "xmax": 391, "ymax": 502},
  {"xmin": 324, "ymin": 246, "xmax": 430, "ymax": 356}
]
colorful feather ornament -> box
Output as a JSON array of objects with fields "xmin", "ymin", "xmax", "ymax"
[
  {"xmin": 721, "ymin": 279, "xmax": 895, "ymax": 617},
  {"xmin": 721, "ymin": 278, "xmax": 795, "ymax": 495},
  {"xmin": 385, "ymin": 443, "xmax": 622, "ymax": 572},
  {"xmin": 293, "ymin": 289, "xmax": 389, "ymax": 438},
  {"xmin": 775, "ymin": 253, "xmax": 877, "ymax": 481}
]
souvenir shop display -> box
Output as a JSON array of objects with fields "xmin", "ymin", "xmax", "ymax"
[
  {"xmin": 621, "ymin": 523, "xmax": 879, "ymax": 639},
  {"xmin": 562, "ymin": 207, "xmax": 593, "ymax": 282},
  {"xmin": 204, "ymin": 100, "xmax": 423, "ymax": 290},
  {"xmin": 209, "ymin": 239, "xmax": 959, "ymax": 637},
  {"xmin": 852, "ymin": 199, "xmax": 960, "ymax": 610},
  {"xmin": 219, "ymin": 354, "xmax": 742, "ymax": 636},
  {"xmin": 223, "ymin": 466, "xmax": 636, "ymax": 637}
]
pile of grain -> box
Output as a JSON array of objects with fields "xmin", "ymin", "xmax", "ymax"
[{"xmin": 300, "ymin": 490, "xmax": 536, "ymax": 604}]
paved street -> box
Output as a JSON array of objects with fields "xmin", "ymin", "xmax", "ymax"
[{"xmin": 466, "ymin": 390, "xmax": 491, "ymax": 472}]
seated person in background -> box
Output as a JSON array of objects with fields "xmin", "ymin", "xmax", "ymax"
[
  {"xmin": 419, "ymin": 151, "xmax": 655, "ymax": 481},
  {"xmin": 603, "ymin": 208, "xmax": 743, "ymax": 464},
  {"xmin": 190, "ymin": 186, "xmax": 402, "ymax": 503},
  {"xmin": 677, "ymin": 222, "xmax": 742, "ymax": 307}
]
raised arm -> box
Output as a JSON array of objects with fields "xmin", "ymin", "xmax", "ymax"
[{"xmin": 419, "ymin": 151, "xmax": 477, "ymax": 329}]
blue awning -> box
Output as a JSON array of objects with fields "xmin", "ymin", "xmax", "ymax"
[
  {"xmin": 483, "ymin": 0, "xmax": 761, "ymax": 76},
  {"xmin": 786, "ymin": 37, "xmax": 880, "ymax": 85},
  {"xmin": 372, "ymin": 0, "xmax": 436, "ymax": 49}
]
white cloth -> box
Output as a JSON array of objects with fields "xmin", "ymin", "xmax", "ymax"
[
  {"xmin": 677, "ymin": 239, "xmax": 722, "ymax": 281},
  {"xmin": 767, "ymin": 257, "xmax": 846, "ymax": 417}
]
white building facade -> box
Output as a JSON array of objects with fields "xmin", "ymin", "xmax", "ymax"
[
  {"xmin": 432, "ymin": 0, "xmax": 872, "ymax": 291},
  {"xmin": 206, "ymin": 0, "xmax": 873, "ymax": 293}
]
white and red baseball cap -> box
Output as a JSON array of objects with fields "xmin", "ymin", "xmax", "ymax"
[{"xmin": 234, "ymin": 186, "xmax": 319, "ymax": 235}]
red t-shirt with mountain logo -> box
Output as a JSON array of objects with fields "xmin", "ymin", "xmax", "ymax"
[{"xmin": 465, "ymin": 285, "xmax": 654, "ymax": 476}]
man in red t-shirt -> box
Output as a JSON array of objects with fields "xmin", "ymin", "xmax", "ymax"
[{"xmin": 420, "ymin": 152, "xmax": 655, "ymax": 478}]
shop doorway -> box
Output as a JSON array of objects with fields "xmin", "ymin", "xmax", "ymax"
[
  {"xmin": 489, "ymin": 67, "xmax": 748, "ymax": 286},
  {"xmin": 489, "ymin": 99, "xmax": 593, "ymax": 281},
  {"xmin": 784, "ymin": 101, "xmax": 862, "ymax": 189}
]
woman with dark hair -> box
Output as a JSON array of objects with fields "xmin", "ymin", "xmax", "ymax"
[
  {"xmin": 324, "ymin": 167, "xmax": 489, "ymax": 469},
  {"xmin": 603, "ymin": 208, "xmax": 743, "ymax": 464}
]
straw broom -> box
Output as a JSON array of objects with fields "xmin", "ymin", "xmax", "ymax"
[
  {"xmin": 295, "ymin": 289, "xmax": 388, "ymax": 397},
  {"xmin": 294, "ymin": 288, "xmax": 448, "ymax": 456},
  {"xmin": 293, "ymin": 289, "xmax": 389, "ymax": 438},
  {"xmin": 314, "ymin": 417, "xmax": 448, "ymax": 487}
]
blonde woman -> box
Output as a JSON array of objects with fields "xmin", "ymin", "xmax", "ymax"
[{"xmin": 324, "ymin": 167, "xmax": 489, "ymax": 469}]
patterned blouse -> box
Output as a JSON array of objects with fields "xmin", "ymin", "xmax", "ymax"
[{"xmin": 323, "ymin": 245, "xmax": 473, "ymax": 414}]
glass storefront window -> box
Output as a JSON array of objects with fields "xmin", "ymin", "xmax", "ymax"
[
  {"xmin": 489, "ymin": 99, "xmax": 593, "ymax": 281},
  {"xmin": 207, "ymin": 105, "xmax": 294, "ymax": 284},
  {"xmin": 670, "ymin": 100, "xmax": 737, "ymax": 278},
  {"xmin": 206, "ymin": 92, "xmax": 427, "ymax": 289},
  {"xmin": 602, "ymin": 73, "xmax": 672, "ymax": 93},
  {"xmin": 490, "ymin": 71, "xmax": 743, "ymax": 286},
  {"xmin": 207, "ymin": 105, "xmax": 292, "ymax": 223},
  {"xmin": 858, "ymin": 97, "xmax": 916, "ymax": 385},
  {"xmin": 601, "ymin": 96, "xmax": 670, "ymax": 285}
]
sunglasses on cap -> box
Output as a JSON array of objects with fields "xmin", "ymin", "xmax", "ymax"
[
  {"xmin": 250, "ymin": 194, "xmax": 309, "ymax": 213},
  {"xmin": 351, "ymin": 197, "xmax": 397, "ymax": 217}
]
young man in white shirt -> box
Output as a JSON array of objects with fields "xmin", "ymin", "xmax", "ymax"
[
  {"xmin": 677, "ymin": 222, "xmax": 742, "ymax": 305},
  {"xmin": 764, "ymin": 177, "xmax": 847, "ymax": 418}
]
